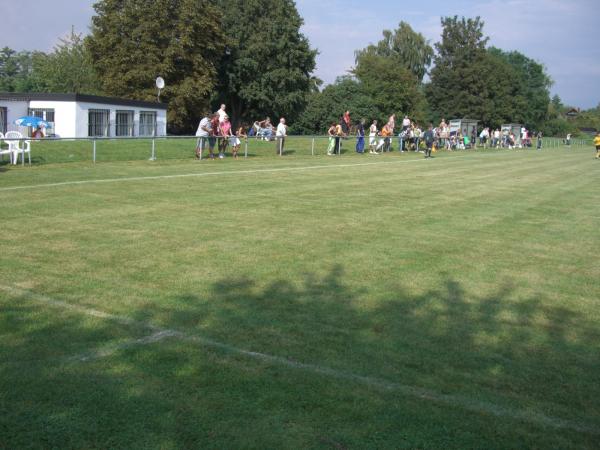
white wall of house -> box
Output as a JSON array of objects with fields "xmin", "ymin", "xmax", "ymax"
[
  {"xmin": 0, "ymin": 100, "xmax": 29, "ymax": 133},
  {"xmin": 29, "ymin": 100, "xmax": 77, "ymax": 137},
  {"xmin": 1, "ymin": 97, "xmax": 166, "ymax": 138},
  {"xmin": 75, "ymin": 101, "xmax": 166, "ymax": 137}
]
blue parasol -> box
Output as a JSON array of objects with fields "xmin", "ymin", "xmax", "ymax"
[{"xmin": 15, "ymin": 116, "xmax": 50, "ymax": 128}]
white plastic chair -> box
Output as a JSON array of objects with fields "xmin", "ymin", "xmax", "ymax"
[
  {"xmin": 0, "ymin": 132, "xmax": 12, "ymax": 162},
  {"xmin": 4, "ymin": 131, "xmax": 31, "ymax": 165}
]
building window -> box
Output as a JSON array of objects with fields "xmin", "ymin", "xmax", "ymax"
[
  {"xmin": 0, "ymin": 107, "xmax": 6, "ymax": 134},
  {"xmin": 88, "ymin": 109, "xmax": 110, "ymax": 137},
  {"xmin": 28, "ymin": 108, "xmax": 55, "ymax": 135},
  {"xmin": 139, "ymin": 111, "xmax": 157, "ymax": 136},
  {"xmin": 116, "ymin": 110, "xmax": 134, "ymax": 137}
]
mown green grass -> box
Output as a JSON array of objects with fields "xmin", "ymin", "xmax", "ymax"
[{"xmin": 0, "ymin": 145, "xmax": 599, "ymax": 448}]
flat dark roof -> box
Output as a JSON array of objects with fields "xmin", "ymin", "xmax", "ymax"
[{"xmin": 0, "ymin": 92, "xmax": 167, "ymax": 110}]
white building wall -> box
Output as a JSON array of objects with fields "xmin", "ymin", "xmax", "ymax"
[
  {"xmin": 29, "ymin": 100, "xmax": 77, "ymax": 138},
  {"xmin": 75, "ymin": 101, "xmax": 167, "ymax": 137},
  {"xmin": 1, "ymin": 97, "xmax": 167, "ymax": 138},
  {"xmin": 0, "ymin": 100, "xmax": 29, "ymax": 132}
]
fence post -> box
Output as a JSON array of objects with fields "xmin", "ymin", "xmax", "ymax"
[
  {"xmin": 150, "ymin": 138, "xmax": 156, "ymax": 161},
  {"xmin": 244, "ymin": 139, "xmax": 248, "ymax": 158},
  {"xmin": 93, "ymin": 138, "xmax": 96, "ymax": 163},
  {"xmin": 311, "ymin": 138, "xmax": 315, "ymax": 156}
]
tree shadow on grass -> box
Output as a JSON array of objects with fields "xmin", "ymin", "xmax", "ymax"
[{"xmin": 1, "ymin": 266, "xmax": 599, "ymax": 448}]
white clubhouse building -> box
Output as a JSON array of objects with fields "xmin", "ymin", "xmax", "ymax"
[{"xmin": 0, "ymin": 93, "xmax": 167, "ymax": 138}]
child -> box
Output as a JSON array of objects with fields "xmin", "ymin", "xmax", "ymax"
[
  {"xmin": 232, "ymin": 126, "xmax": 246, "ymax": 159},
  {"xmin": 594, "ymin": 132, "xmax": 600, "ymax": 159},
  {"xmin": 218, "ymin": 115, "xmax": 233, "ymax": 158}
]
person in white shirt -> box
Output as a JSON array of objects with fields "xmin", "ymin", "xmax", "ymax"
[
  {"xmin": 195, "ymin": 112, "xmax": 213, "ymax": 160},
  {"xmin": 276, "ymin": 118, "xmax": 287, "ymax": 155},
  {"xmin": 216, "ymin": 104, "xmax": 227, "ymax": 123},
  {"xmin": 369, "ymin": 120, "xmax": 378, "ymax": 154},
  {"xmin": 402, "ymin": 115, "xmax": 411, "ymax": 130}
]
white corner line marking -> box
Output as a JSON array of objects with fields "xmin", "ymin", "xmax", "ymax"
[{"xmin": 2, "ymin": 284, "xmax": 596, "ymax": 435}]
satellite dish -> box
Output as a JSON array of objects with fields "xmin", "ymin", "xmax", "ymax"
[{"xmin": 156, "ymin": 77, "xmax": 165, "ymax": 102}]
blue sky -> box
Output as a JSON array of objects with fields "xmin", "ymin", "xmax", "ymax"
[{"xmin": 1, "ymin": 0, "xmax": 598, "ymax": 108}]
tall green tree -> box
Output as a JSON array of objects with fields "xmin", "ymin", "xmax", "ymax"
[
  {"xmin": 215, "ymin": 0, "xmax": 317, "ymax": 127},
  {"xmin": 426, "ymin": 16, "xmax": 528, "ymax": 127},
  {"xmin": 488, "ymin": 47, "xmax": 552, "ymax": 129},
  {"xmin": 33, "ymin": 30, "xmax": 102, "ymax": 95},
  {"xmin": 86, "ymin": 0, "xmax": 227, "ymax": 133},
  {"xmin": 293, "ymin": 76, "xmax": 379, "ymax": 134},
  {"xmin": 354, "ymin": 53, "xmax": 427, "ymax": 124},
  {"xmin": 354, "ymin": 21, "xmax": 433, "ymax": 82},
  {"xmin": 0, "ymin": 47, "xmax": 44, "ymax": 92}
]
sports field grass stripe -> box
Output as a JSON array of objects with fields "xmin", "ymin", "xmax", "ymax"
[
  {"xmin": 0, "ymin": 151, "xmax": 515, "ymax": 192},
  {"xmin": 2, "ymin": 283, "xmax": 598, "ymax": 436}
]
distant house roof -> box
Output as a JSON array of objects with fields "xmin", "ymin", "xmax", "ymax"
[
  {"xmin": 565, "ymin": 108, "xmax": 580, "ymax": 118},
  {"xmin": 0, "ymin": 92, "xmax": 167, "ymax": 110}
]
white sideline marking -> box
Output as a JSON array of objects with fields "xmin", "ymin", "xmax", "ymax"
[
  {"xmin": 68, "ymin": 330, "xmax": 177, "ymax": 362},
  {"xmin": 2, "ymin": 284, "xmax": 597, "ymax": 436},
  {"xmin": 0, "ymin": 152, "xmax": 511, "ymax": 192}
]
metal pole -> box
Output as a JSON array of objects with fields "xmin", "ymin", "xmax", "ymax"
[
  {"xmin": 93, "ymin": 139, "xmax": 96, "ymax": 163},
  {"xmin": 150, "ymin": 138, "xmax": 156, "ymax": 161},
  {"xmin": 311, "ymin": 138, "xmax": 315, "ymax": 156}
]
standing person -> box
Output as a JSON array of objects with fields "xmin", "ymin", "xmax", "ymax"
[
  {"xmin": 209, "ymin": 113, "xmax": 220, "ymax": 158},
  {"xmin": 369, "ymin": 120, "xmax": 378, "ymax": 154},
  {"xmin": 493, "ymin": 128, "xmax": 501, "ymax": 148},
  {"xmin": 276, "ymin": 117, "xmax": 287, "ymax": 155},
  {"xmin": 402, "ymin": 115, "xmax": 411, "ymax": 132},
  {"xmin": 355, "ymin": 119, "xmax": 365, "ymax": 153},
  {"xmin": 334, "ymin": 121, "xmax": 343, "ymax": 154},
  {"xmin": 232, "ymin": 125, "xmax": 246, "ymax": 159},
  {"xmin": 216, "ymin": 104, "xmax": 227, "ymax": 123},
  {"xmin": 566, "ymin": 133, "xmax": 572, "ymax": 147},
  {"xmin": 342, "ymin": 110, "xmax": 351, "ymax": 136},
  {"xmin": 423, "ymin": 124, "xmax": 435, "ymax": 158},
  {"xmin": 380, "ymin": 123, "xmax": 392, "ymax": 152},
  {"xmin": 195, "ymin": 112, "xmax": 212, "ymax": 160},
  {"xmin": 326, "ymin": 123, "xmax": 336, "ymax": 156},
  {"xmin": 218, "ymin": 114, "xmax": 233, "ymax": 158},
  {"xmin": 471, "ymin": 128, "xmax": 477, "ymax": 149},
  {"xmin": 536, "ymin": 130, "xmax": 543, "ymax": 150},
  {"xmin": 387, "ymin": 114, "xmax": 396, "ymax": 133},
  {"xmin": 594, "ymin": 131, "xmax": 600, "ymax": 159},
  {"xmin": 479, "ymin": 127, "xmax": 489, "ymax": 148},
  {"xmin": 413, "ymin": 124, "xmax": 422, "ymax": 151}
]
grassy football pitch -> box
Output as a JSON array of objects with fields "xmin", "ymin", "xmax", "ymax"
[{"xmin": 0, "ymin": 145, "xmax": 599, "ymax": 448}]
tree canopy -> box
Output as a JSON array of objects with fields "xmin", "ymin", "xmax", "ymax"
[
  {"xmin": 214, "ymin": 0, "xmax": 317, "ymax": 127},
  {"xmin": 354, "ymin": 21, "xmax": 433, "ymax": 83},
  {"xmin": 86, "ymin": 0, "xmax": 227, "ymax": 133}
]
